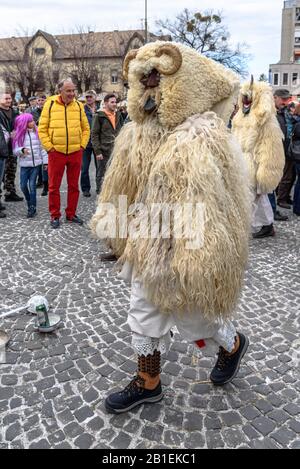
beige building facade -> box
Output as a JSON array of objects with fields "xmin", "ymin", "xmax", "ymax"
[
  {"xmin": 0, "ymin": 29, "xmax": 170, "ymax": 100},
  {"xmin": 270, "ymin": 1, "xmax": 300, "ymax": 95}
]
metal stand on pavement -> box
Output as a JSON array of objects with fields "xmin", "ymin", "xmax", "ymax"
[{"xmin": 0, "ymin": 296, "xmax": 62, "ymax": 348}]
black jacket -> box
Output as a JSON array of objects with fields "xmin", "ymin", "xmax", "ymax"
[
  {"xmin": 84, "ymin": 104, "xmax": 97, "ymax": 149},
  {"xmin": 292, "ymin": 120, "xmax": 300, "ymax": 140},
  {"xmin": 31, "ymin": 107, "xmax": 42, "ymax": 125},
  {"xmin": 276, "ymin": 107, "xmax": 289, "ymax": 156},
  {"xmin": 0, "ymin": 107, "xmax": 19, "ymax": 154},
  {"xmin": 0, "ymin": 107, "xmax": 18, "ymax": 132},
  {"xmin": 0, "ymin": 126, "xmax": 9, "ymax": 159},
  {"xmin": 91, "ymin": 111, "xmax": 123, "ymax": 158}
]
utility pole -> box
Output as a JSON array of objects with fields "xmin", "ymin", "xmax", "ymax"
[{"xmin": 145, "ymin": 0, "xmax": 148, "ymax": 44}]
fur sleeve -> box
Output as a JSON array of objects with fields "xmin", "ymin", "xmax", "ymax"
[
  {"xmin": 255, "ymin": 118, "xmax": 285, "ymax": 194},
  {"xmin": 124, "ymin": 113, "xmax": 251, "ymax": 319},
  {"xmin": 90, "ymin": 122, "xmax": 137, "ymax": 257}
]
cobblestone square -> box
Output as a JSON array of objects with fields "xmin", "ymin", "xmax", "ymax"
[{"xmin": 0, "ymin": 183, "xmax": 299, "ymax": 449}]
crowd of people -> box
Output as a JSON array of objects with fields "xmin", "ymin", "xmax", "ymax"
[
  {"xmin": 0, "ymin": 81, "xmax": 299, "ymax": 233},
  {"xmin": 0, "ymin": 39, "xmax": 299, "ymax": 419},
  {"xmin": 273, "ymin": 89, "xmax": 300, "ymax": 218},
  {"xmin": 0, "ymin": 81, "xmax": 125, "ymax": 224}
]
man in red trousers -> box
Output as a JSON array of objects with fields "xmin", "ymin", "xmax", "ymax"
[{"xmin": 39, "ymin": 79, "xmax": 90, "ymax": 229}]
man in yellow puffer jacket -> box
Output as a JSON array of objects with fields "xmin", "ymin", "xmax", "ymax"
[{"xmin": 39, "ymin": 79, "xmax": 90, "ymax": 229}]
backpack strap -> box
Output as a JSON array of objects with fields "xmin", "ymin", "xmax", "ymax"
[
  {"xmin": 49, "ymin": 100, "xmax": 55, "ymax": 119},
  {"xmin": 76, "ymin": 101, "xmax": 82, "ymax": 123}
]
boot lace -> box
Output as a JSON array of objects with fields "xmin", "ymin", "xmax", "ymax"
[
  {"xmin": 215, "ymin": 347, "xmax": 232, "ymax": 371},
  {"xmin": 122, "ymin": 375, "xmax": 145, "ymax": 397}
]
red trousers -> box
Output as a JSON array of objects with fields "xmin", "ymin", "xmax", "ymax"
[{"xmin": 48, "ymin": 150, "xmax": 83, "ymax": 220}]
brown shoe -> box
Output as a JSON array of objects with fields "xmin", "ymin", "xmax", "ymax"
[{"xmin": 278, "ymin": 202, "xmax": 291, "ymax": 210}]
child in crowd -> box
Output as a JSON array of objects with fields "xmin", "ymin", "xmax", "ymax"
[{"xmin": 13, "ymin": 114, "xmax": 48, "ymax": 218}]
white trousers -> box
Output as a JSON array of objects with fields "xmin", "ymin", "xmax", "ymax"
[
  {"xmin": 120, "ymin": 263, "xmax": 237, "ymax": 356},
  {"xmin": 252, "ymin": 194, "xmax": 274, "ymax": 233}
]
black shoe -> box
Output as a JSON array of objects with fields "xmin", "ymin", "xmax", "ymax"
[
  {"xmin": 252, "ymin": 224, "xmax": 275, "ymax": 239},
  {"xmin": 50, "ymin": 218, "xmax": 60, "ymax": 229},
  {"xmin": 5, "ymin": 192, "xmax": 24, "ymax": 202},
  {"xmin": 274, "ymin": 211, "xmax": 288, "ymax": 222},
  {"xmin": 278, "ymin": 202, "xmax": 291, "ymax": 210},
  {"xmin": 36, "ymin": 181, "xmax": 43, "ymax": 188},
  {"xmin": 0, "ymin": 203, "xmax": 6, "ymax": 211},
  {"xmin": 0, "ymin": 211, "xmax": 6, "ymax": 219},
  {"xmin": 66, "ymin": 215, "xmax": 84, "ymax": 225},
  {"xmin": 41, "ymin": 182, "xmax": 48, "ymax": 196},
  {"xmin": 210, "ymin": 332, "xmax": 249, "ymax": 386},
  {"xmin": 83, "ymin": 191, "xmax": 91, "ymax": 198},
  {"xmin": 287, "ymin": 197, "xmax": 293, "ymax": 205},
  {"xmin": 105, "ymin": 376, "xmax": 163, "ymax": 414},
  {"xmin": 100, "ymin": 253, "xmax": 117, "ymax": 262},
  {"xmin": 27, "ymin": 207, "xmax": 37, "ymax": 218}
]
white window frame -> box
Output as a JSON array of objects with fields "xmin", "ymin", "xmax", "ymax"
[
  {"xmin": 273, "ymin": 73, "xmax": 280, "ymax": 86},
  {"xmin": 35, "ymin": 47, "xmax": 46, "ymax": 55},
  {"xmin": 111, "ymin": 71, "xmax": 118, "ymax": 84},
  {"xmin": 292, "ymin": 72, "xmax": 298, "ymax": 86},
  {"xmin": 282, "ymin": 72, "xmax": 289, "ymax": 86}
]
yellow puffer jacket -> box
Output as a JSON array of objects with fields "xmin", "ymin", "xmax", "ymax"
[{"xmin": 38, "ymin": 95, "xmax": 90, "ymax": 154}]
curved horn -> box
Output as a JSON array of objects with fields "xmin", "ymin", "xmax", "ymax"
[
  {"xmin": 123, "ymin": 49, "xmax": 139, "ymax": 80},
  {"xmin": 156, "ymin": 44, "xmax": 183, "ymax": 76},
  {"xmin": 250, "ymin": 74, "xmax": 254, "ymax": 87}
]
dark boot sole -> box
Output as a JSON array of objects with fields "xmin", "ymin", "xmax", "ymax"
[
  {"xmin": 66, "ymin": 221, "xmax": 84, "ymax": 226},
  {"xmin": 5, "ymin": 199, "xmax": 23, "ymax": 202},
  {"xmin": 105, "ymin": 393, "xmax": 164, "ymax": 414},
  {"xmin": 211, "ymin": 336, "xmax": 250, "ymax": 386},
  {"xmin": 253, "ymin": 230, "xmax": 275, "ymax": 239},
  {"xmin": 100, "ymin": 255, "xmax": 117, "ymax": 262}
]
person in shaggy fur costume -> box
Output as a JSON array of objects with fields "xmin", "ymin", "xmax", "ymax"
[
  {"xmin": 91, "ymin": 42, "xmax": 251, "ymax": 414},
  {"xmin": 233, "ymin": 78, "xmax": 285, "ymax": 239}
]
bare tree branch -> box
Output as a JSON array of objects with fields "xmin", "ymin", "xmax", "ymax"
[
  {"xmin": 61, "ymin": 26, "xmax": 108, "ymax": 94},
  {"xmin": 0, "ymin": 29, "xmax": 48, "ymax": 100},
  {"xmin": 157, "ymin": 9, "xmax": 250, "ymax": 77}
]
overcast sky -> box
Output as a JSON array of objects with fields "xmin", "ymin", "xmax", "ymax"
[{"xmin": 0, "ymin": 0, "xmax": 284, "ymax": 78}]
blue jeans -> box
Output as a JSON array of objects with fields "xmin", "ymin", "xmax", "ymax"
[
  {"xmin": 42, "ymin": 165, "xmax": 48, "ymax": 183},
  {"xmin": 293, "ymin": 163, "xmax": 300, "ymax": 215},
  {"xmin": 0, "ymin": 158, "xmax": 6, "ymax": 202},
  {"xmin": 20, "ymin": 166, "xmax": 40, "ymax": 208},
  {"xmin": 0, "ymin": 158, "xmax": 6, "ymax": 185},
  {"xmin": 268, "ymin": 192, "xmax": 277, "ymax": 214},
  {"xmin": 80, "ymin": 147, "xmax": 97, "ymax": 193}
]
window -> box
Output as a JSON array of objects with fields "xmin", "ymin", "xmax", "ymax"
[
  {"xmin": 35, "ymin": 48, "xmax": 46, "ymax": 55},
  {"xmin": 111, "ymin": 71, "xmax": 118, "ymax": 84},
  {"xmin": 53, "ymin": 70, "xmax": 59, "ymax": 83},
  {"xmin": 273, "ymin": 73, "xmax": 279, "ymax": 86},
  {"xmin": 36, "ymin": 71, "xmax": 45, "ymax": 90},
  {"xmin": 295, "ymin": 30, "xmax": 300, "ymax": 43},
  {"xmin": 283, "ymin": 73, "xmax": 289, "ymax": 86},
  {"xmin": 293, "ymin": 73, "xmax": 298, "ymax": 86}
]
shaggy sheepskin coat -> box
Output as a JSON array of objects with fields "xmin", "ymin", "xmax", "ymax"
[
  {"xmin": 91, "ymin": 42, "xmax": 251, "ymax": 319},
  {"xmin": 233, "ymin": 81, "xmax": 285, "ymax": 194}
]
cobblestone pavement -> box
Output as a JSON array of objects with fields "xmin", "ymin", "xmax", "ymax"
[{"xmin": 0, "ymin": 178, "xmax": 299, "ymax": 450}]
